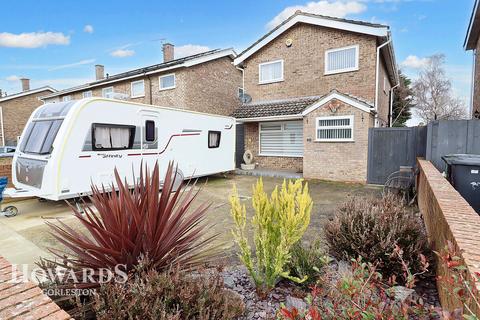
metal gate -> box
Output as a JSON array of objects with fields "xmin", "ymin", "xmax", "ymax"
[{"xmin": 367, "ymin": 126, "xmax": 427, "ymax": 185}]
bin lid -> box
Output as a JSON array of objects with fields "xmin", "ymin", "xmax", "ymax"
[{"xmin": 441, "ymin": 154, "xmax": 480, "ymax": 165}]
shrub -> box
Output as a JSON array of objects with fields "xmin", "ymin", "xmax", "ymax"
[
  {"xmin": 45, "ymin": 161, "xmax": 217, "ymax": 288},
  {"xmin": 279, "ymin": 257, "xmax": 435, "ymax": 320},
  {"xmin": 230, "ymin": 178, "xmax": 313, "ymax": 297},
  {"xmin": 94, "ymin": 264, "xmax": 245, "ymax": 320},
  {"xmin": 437, "ymin": 241, "xmax": 480, "ymax": 320},
  {"xmin": 286, "ymin": 240, "xmax": 331, "ymax": 289},
  {"xmin": 324, "ymin": 193, "xmax": 429, "ymax": 283}
]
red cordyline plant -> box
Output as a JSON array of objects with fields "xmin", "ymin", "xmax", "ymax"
[
  {"xmin": 44, "ymin": 161, "xmax": 218, "ymax": 288},
  {"xmin": 436, "ymin": 241, "xmax": 480, "ymax": 320}
]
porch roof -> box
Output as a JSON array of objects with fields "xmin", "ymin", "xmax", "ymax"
[{"xmin": 232, "ymin": 91, "xmax": 374, "ymax": 121}]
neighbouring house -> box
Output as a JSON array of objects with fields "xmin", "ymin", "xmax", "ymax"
[
  {"xmin": 465, "ymin": 0, "xmax": 480, "ymax": 119},
  {"xmin": 0, "ymin": 79, "xmax": 56, "ymax": 146},
  {"xmin": 41, "ymin": 44, "xmax": 242, "ymax": 116},
  {"xmin": 232, "ymin": 11, "xmax": 398, "ymax": 183}
]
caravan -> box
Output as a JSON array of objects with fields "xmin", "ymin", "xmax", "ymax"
[{"xmin": 5, "ymin": 98, "xmax": 235, "ymax": 201}]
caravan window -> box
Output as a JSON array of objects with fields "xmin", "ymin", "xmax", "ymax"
[
  {"xmin": 208, "ymin": 131, "xmax": 221, "ymax": 148},
  {"xmin": 21, "ymin": 120, "xmax": 63, "ymax": 155},
  {"xmin": 92, "ymin": 124, "xmax": 135, "ymax": 151},
  {"xmin": 145, "ymin": 120, "xmax": 155, "ymax": 142}
]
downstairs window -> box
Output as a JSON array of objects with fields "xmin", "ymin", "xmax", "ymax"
[
  {"xmin": 316, "ymin": 115, "xmax": 354, "ymax": 142},
  {"xmin": 259, "ymin": 121, "xmax": 303, "ymax": 157}
]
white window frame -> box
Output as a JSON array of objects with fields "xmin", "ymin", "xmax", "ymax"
[
  {"xmin": 82, "ymin": 90, "xmax": 92, "ymax": 98},
  {"xmin": 159, "ymin": 73, "xmax": 176, "ymax": 91},
  {"xmin": 315, "ymin": 115, "xmax": 354, "ymax": 142},
  {"xmin": 324, "ymin": 45, "xmax": 359, "ymax": 75},
  {"xmin": 62, "ymin": 95, "xmax": 72, "ymax": 102},
  {"xmin": 130, "ymin": 79, "xmax": 145, "ymax": 98},
  {"xmin": 258, "ymin": 121, "xmax": 303, "ymax": 157},
  {"xmin": 258, "ymin": 59, "xmax": 284, "ymax": 84},
  {"xmin": 102, "ymin": 86, "xmax": 114, "ymax": 98}
]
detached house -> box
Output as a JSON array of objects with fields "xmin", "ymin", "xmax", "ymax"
[
  {"xmin": 0, "ymin": 79, "xmax": 56, "ymax": 146},
  {"xmin": 465, "ymin": 0, "xmax": 480, "ymax": 119},
  {"xmin": 41, "ymin": 44, "xmax": 241, "ymax": 116},
  {"xmin": 232, "ymin": 11, "xmax": 398, "ymax": 182}
]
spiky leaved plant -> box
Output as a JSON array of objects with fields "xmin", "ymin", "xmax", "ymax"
[
  {"xmin": 45, "ymin": 161, "xmax": 217, "ymax": 288},
  {"xmin": 230, "ymin": 178, "xmax": 313, "ymax": 297}
]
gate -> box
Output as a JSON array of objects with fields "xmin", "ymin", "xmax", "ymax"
[
  {"xmin": 235, "ymin": 123, "xmax": 244, "ymax": 168},
  {"xmin": 367, "ymin": 126, "xmax": 427, "ymax": 185}
]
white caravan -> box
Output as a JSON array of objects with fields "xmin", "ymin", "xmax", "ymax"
[{"xmin": 5, "ymin": 98, "xmax": 235, "ymax": 201}]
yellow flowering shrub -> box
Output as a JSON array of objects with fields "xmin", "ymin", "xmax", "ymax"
[{"xmin": 230, "ymin": 178, "xmax": 313, "ymax": 296}]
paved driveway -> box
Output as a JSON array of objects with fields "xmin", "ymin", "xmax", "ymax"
[{"xmin": 0, "ymin": 175, "xmax": 380, "ymax": 276}]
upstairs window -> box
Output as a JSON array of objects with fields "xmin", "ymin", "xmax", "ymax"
[
  {"xmin": 316, "ymin": 115, "xmax": 354, "ymax": 142},
  {"xmin": 62, "ymin": 95, "xmax": 72, "ymax": 102},
  {"xmin": 83, "ymin": 91, "xmax": 92, "ymax": 98},
  {"xmin": 259, "ymin": 60, "xmax": 283, "ymax": 84},
  {"xmin": 102, "ymin": 87, "xmax": 114, "ymax": 98},
  {"xmin": 131, "ymin": 80, "xmax": 145, "ymax": 98},
  {"xmin": 208, "ymin": 131, "xmax": 221, "ymax": 148},
  {"xmin": 325, "ymin": 45, "xmax": 359, "ymax": 75},
  {"xmin": 159, "ymin": 74, "xmax": 175, "ymax": 90},
  {"xmin": 92, "ymin": 124, "xmax": 135, "ymax": 151}
]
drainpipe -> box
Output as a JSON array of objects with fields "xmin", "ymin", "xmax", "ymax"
[
  {"xmin": 389, "ymin": 83, "xmax": 400, "ymax": 127},
  {"xmin": 375, "ymin": 38, "xmax": 391, "ymax": 127},
  {"xmin": 470, "ymin": 50, "xmax": 476, "ymax": 118},
  {"xmin": 0, "ymin": 106, "xmax": 5, "ymax": 147},
  {"xmin": 236, "ymin": 66, "xmax": 245, "ymax": 95}
]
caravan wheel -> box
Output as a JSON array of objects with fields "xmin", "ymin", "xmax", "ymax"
[{"xmin": 3, "ymin": 206, "xmax": 18, "ymax": 217}]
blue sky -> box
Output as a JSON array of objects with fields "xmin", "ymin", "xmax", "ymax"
[{"xmin": 0, "ymin": 0, "xmax": 475, "ymax": 110}]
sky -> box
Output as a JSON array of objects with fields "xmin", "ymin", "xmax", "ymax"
[{"xmin": 0, "ymin": 0, "xmax": 475, "ymax": 124}]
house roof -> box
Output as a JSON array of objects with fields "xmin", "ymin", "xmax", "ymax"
[
  {"xmin": 232, "ymin": 90, "xmax": 374, "ymax": 121},
  {"xmin": 465, "ymin": 0, "xmax": 480, "ymax": 50},
  {"xmin": 233, "ymin": 11, "xmax": 398, "ymax": 86},
  {"xmin": 41, "ymin": 48, "xmax": 237, "ymax": 99},
  {"xmin": 0, "ymin": 86, "xmax": 56, "ymax": 103}
]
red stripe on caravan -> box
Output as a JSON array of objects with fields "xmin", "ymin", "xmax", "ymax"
[
  {"xmin": 127, "ymin": 133, "xmax": 200, "ymax": 156},
  {"xmin": 79, "ymin": 155, "xmax": 91, "ymax": 158}
]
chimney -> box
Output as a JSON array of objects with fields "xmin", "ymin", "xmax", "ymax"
[
  {"xmin": 95, "ymin": 65, "xmax": 105, "ymax": 80},
  {"xmin": 20, "ymin": 78, "xmax": 30, "ymax": 92},
  {"xmin": 162, "ymin": 43, "xmax": 174, "ymax": 63}
]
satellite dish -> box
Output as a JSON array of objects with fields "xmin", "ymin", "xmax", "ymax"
[{"xmin": 238, "ymin": 92, "xmax": 252, "ymax": 104}]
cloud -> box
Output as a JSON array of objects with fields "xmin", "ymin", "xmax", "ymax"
[
  {"xmin": 48, "ymin": 59, "xmax": 96, "ymax": 71},
  {"xmin": 83, "ymin": 25, "xmax": 94, "ymax": 33},
  {"xmin": 266, "ymin": 1, "xmax": 367, "ymax": 29},
  {"xmin": 400, "ymin": 55, "xmax": 430, "ymax": 69},
  {"xmin": 174, "ymin": 44, "xmax": 210, "ymax": 58},
  {"xmin": 0, "ymin": 32, "xmax": 70, "ymax": 48},
  {"xmin": 5, "ymin": 75, "xmax": 20, "ymax": 82},
  {"xmin": 110, "ymin": 49, "xmax": 135, "ymax": 58}
]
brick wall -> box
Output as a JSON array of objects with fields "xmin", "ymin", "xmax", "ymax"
[
  {"xmin": 417, "ymin": 159, "xmax": 480, "ymax": 316},
  {"xmin": 0, "ymin": 256, "xmax": 72, "ymax": 319},
  {"xmin": 0, "ymin": 90, "xmax": 52, "ymax": 146},
  {"xmin": 242, "ymin": 23, "xmax": 381, "ymax": 107},
  {"xmin": 376, "ymin": 59, "xmax": 391, "ymax": 127},
  {"xmin": 303, "ymin": 100, "xmax": 373, "ymax": 183},
  {"xmin": 54, "ymin": 57, "xmax": 241, "ymax": 117},
  {"xmin": 243, "ymin": 122, "xmax": 303, "ymax": 172}
]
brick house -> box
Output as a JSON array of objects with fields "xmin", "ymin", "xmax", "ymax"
[
  {"xmin": 465, "ymin": 0, "xmax": 480, "ymax": 119},
  {"xmin": 0, "ymin": 79, "xmax": 56, "ymax": 146},
  {"xmin": 41, "ymin": 44, "xmax": 242, "ymax": 116},
  {"xmin": 232, "ymin": 11, "xmax": 398, "ymax": 182}
]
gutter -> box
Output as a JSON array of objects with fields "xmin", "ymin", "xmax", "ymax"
[
  {"xmin": 374, "ymin": 38, "xmax": 392, "ymax": 127},
  {"xmin": 235, "ymin": 114, "xmax": 303, "ymax": 123},
  {"xmin": 470, "ymin": 50, "xmax": 476, "ymax": 117}
]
